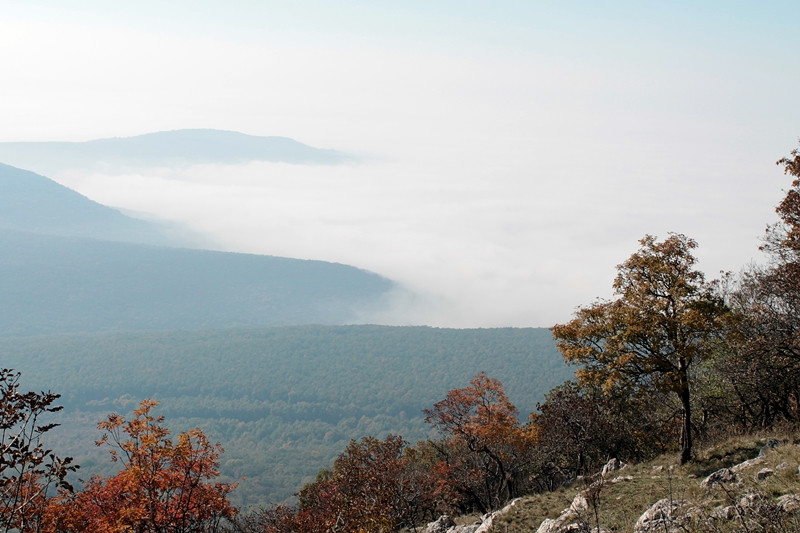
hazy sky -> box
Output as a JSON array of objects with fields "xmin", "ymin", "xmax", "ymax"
[{"xmin": 2, "ymin": 1, "xmax": 799, "ymax": 327}]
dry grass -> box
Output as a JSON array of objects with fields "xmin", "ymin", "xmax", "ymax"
[
  {"xmin": 487, "ymin": 487, "xmax": 579, "ymax": 531},
  {"xmin": 488, "ymin": 432, "xmax": 800, "ymax": 532}
]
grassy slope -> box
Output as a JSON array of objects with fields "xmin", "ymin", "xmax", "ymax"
[{"xmin": 489, "ymin": 433, "xmax": 800, "ymax": 532}]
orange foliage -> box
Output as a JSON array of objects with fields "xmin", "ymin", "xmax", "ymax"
[
  {"xmin": 44, "ymin": 400, "xmax": 236, "ymax": 533},
  {"xmin": 424, "ymin": 373, "xmax": 535, "ymax": 512}
]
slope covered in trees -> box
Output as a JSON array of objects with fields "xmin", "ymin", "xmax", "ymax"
[
  {"xmin": 0, "ymin": 230, "xmax": 397, "ymax": 335},
  {"xmin": 0, "ymin": 162, "xmax": 400, "ymax": 334},
  {"xmin": 0, "ymin": 325, "xmax": 568, "ymax": 506}
]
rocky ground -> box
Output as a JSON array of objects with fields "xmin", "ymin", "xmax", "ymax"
[{"xmin": 421, "ymin": 433, "xmax": 800, "ymax": 532}]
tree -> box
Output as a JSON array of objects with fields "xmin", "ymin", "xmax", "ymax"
[
  {"xmin": 317, "ymin": 435, "xmax": 423, "ymax": 532},
  {"xmin": 0, "ymin": 369, "xmax": 77, "ymax": 533},
  {"xmin": 532, "ymin": 380, "xmax": 673, "ymax": 487},
  {"xmin": 752, "ymin": 143, "xmax": 800, "ymax": 363},
  {"xmin": 239, "ymin": 435, "xmax": 443, "ymax": 533},
  {"xmin": 423, "ymin": 373, "xmax": 536, "ymax": 512},
  {"xmin": 552, "ymin": 234, "xmax": 728, "ymax": 464},
  {"xmin": 45, "ymin": 399, "xmax": 236, "ymax": 533},
  {"xmin": 709, "ymin": 142, "xmax": 800, "ymax": 429},
  {"xmin": 773, "ymin": 143, "xmax": 800, "ymax": 257}
]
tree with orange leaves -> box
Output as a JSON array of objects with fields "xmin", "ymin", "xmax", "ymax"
[
  {"xmin": 45, "ymin": 399, "xmax": 236, "ymax": 533},
  {"xmin": 423, "ymin": 373, "xmax": 536, "ymax": 513},
  {"xmin": 237, "ymin": 435, "xmax": 444, "ymax": 533}
]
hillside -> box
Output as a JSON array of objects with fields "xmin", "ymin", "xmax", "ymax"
[
  {"xmin": 0, "ymin": 325, "xmax": 571, "ymax": 507},
  {"xmin": 0, "ymin": 161, "xmax": 401, "ymax": 333},
  {"xmin": 0, "ymin": 129, "xmax": 352, "ymax": 173},
  {"xmin": 0, "ymin": 162, "xmax": 181, "ymax": 245},
  {"xmin": 0, "ymin": 229, "xmax": 396, "ymax": 335},
  {"xmin": 481, "ymin": 434, "xmax": 800, "ymax": 532}
]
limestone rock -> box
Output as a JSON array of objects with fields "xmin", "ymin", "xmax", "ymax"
[
  {"xmin": 731, "ymin": 456, "xmax": 765, "ymax": 473},
  {"xmin": 738, "ymin": 493, "xmax": 761, "ymax": 509},
  {"xmin": 777, "ymin": 494, "xmax": 800, "ymax": 513},
  {"xmin": 534, "ymin": 503, "xmax": 585, "ymax": 533},
  {"xmin": 474, "ymin": 498, "xmax": 522, "ymax": 533},
  {"xmin": 709, "ymin": 505, "xmax": 737, "ymax": 521},
  {"xmin": 535, "ymin": 517, "xmax": 591, "ymax": 533},
  {"xmin": 700, "ymin": 468, "xmax": 737, "ymax": 488},
  {"xmin": 634, "ymin": 499, "xmax": 690, "ymax": 533},
  {"xmin": 570, "ymin": 492, "xmax": 589, "ymax": 513},
  {"xmin": 601, "ymin": 458, "xmax": 626, "ymax": 476}
]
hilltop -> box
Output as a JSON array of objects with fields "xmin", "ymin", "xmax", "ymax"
[{"xmin": 0, "ymin": 129, "xmax": 353, "ymax": 172}]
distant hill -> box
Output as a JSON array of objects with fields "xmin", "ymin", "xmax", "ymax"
[
  {"xmin": 0, "ymin": 229, "xmax": 396, "ymax": 336},
  {"xmin": 0, "ymin": 162, "xmax": 400, "ymax": 333},
  {"xmin": 0, "ymin": 325, "xmax": 571, "ymax": 507},
  {"xmin": 0, "ymin": 129, "xmax": 353, "ymax": 173},
  {"xmin": 0, "ymin": 163, "xmax": 183, "ymax": 245}
]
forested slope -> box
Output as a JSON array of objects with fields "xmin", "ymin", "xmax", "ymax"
[
  {"xmin": 0, "ymin": 229, "xmax": 396, "ymax": 335},
  {"xmin": 0, "ymin": 325, "xmax": 569, "ymax": 506}
]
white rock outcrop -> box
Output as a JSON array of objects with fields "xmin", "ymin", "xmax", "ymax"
[{"xmin": 634, "ymin": 499, "xmax": 691, "ymax": 533}]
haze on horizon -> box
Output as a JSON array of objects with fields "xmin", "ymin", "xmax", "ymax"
[{"xmin": 2, "ymin": 1, "xmax": 799, "ymax": 328}]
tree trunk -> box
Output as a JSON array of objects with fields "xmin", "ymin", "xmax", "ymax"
[{"xmin": 678, "ymin": 362, "xmax": 692, "ymax": 465}]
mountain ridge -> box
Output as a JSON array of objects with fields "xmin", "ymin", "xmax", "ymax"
[
  {"xmin": 0, "ymin": 162, "xmax": 187, "ymax": 245},
  {"xmin": 0, "ymin": 227, "xmax": 397, "ymax": 336},
  {"xmin": 0, "ymin": 161, "xmax": 401, "ymax": 334},
  {"xmin": 0, "ymin": 129, "xmax": 354, "ymax": 172}
]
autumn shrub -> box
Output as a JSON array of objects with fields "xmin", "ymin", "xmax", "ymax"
[
  {"xmin": 44, "ymin": 399, "xmax": 236, "ymax": 533},
  {"xmin": 235, "ymin": 434, "xmax": 445, "ymax": 533},
  {"xmin": 423, "ymin": 372, "xmax": 538, "ymax": 513},
  {"xmin": 531, "ymin": 380, "xmax": 676, "ymax": 489}
]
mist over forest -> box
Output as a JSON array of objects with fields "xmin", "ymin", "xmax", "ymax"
[{"xmin": 1, "ymin": 2, "xmax": 798, "ymax": 530}]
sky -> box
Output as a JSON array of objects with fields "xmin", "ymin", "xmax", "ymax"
[{"xmin": 2, "ymin": 1, "xmax": 799, "ymax": 328}]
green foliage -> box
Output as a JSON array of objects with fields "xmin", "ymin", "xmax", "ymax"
[
  {"xmin": 690, "ymin": 143, "xmax": 800, "ymax": 436},
  {"xmin": 0, "ymin": 325, "xmax": 569, "ymax": 507},
  {"xmin": 532, "ymin": 380, "xmax": 676, "ymax": 488}
]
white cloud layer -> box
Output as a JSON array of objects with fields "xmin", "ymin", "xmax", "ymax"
[{"xmin": 2, "ymin": 1, "xmax": 799, "ymax": 327}]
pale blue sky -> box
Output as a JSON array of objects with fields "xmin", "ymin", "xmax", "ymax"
[{"xmin": 2, "ymin": 2, "xmax": 799, "ymax": 326}]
